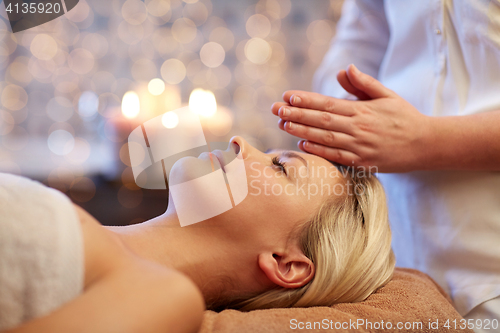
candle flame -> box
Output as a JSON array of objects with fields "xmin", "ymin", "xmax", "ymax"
[
  {"xmin": 122, "ymin": 91, "xmax": 140, "ymax": 119},
  {"xmin": 189, "ymin": 88, "xmax": 217, "ymax": 118}
]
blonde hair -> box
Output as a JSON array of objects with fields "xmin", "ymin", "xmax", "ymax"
[{"xmin": 221, "ymin": 166, "xmax": 395, "ymax": 311}]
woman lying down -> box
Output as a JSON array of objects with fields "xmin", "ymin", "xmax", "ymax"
[{"xmin": 0, "ymin": 136, "xmax": 395, "ymax": 333}]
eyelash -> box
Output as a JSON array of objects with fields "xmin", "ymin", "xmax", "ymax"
[{"xmin": 271, "ymin": 156, "xmax": 287, "ymax": 175}]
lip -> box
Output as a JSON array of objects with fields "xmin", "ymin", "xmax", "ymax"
[{"xmin": 211, "ymin": 151, "xmax": 226, "ymax": 173}]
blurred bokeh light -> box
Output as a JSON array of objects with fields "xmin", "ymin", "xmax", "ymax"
[{"xmin": 161, "ymin": 110, "xmax": 179, "ymax": 128}]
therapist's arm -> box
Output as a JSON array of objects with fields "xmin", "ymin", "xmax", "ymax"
[
  {"xmin": 273, "ymin": 65, "xmax": 500, "ymax": 173},
  {"xmin": 313, "ymin": 0, "xmax": 390, "ymax": 99}
]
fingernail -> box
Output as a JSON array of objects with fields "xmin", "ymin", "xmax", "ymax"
[
  {"xmin": 292, "ymin": 95, "xmax": 301, "ymax": 105},
  {"xmin": 351, "ymin": 64, "xmax": 359, "ymax": 74},
  {"xmin": 280, "ymin": 107, "xmax": 290, "ymax": 117},
  {"xmin": 287, "ymin": 121, "xmax": 294, "ymax": 130}
]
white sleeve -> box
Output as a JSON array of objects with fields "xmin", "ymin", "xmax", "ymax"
[{"xmin": 313, "ymin": 0, "xmax": 390, "ymax": 99}]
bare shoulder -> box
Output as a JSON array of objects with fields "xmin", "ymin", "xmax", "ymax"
[{"xmin": 71, "ymin": 204, "xmax": 132, "ymax": 289}]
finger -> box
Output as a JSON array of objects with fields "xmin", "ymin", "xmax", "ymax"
[
  {"xmin": 283, "ymin": 121, "xmax": 356, "ymax": 152},
  {"xmin": 302, "ymin": 140, "xmax": 361, "ymax": 166},
  {"xmin": 336, "ymin": 70, "xmax": 371, "ymax": 101},
  {"xmin": 282, "ymin": 91, "xmax": 357, "ymax": 116},
  {"xmin": 278, "ymin": 118, "xmax": 285, "ymax": 131},
  {"xmin": 271, "ymin": 102, "xmax": 289, "ymax": 116},
  {"xmin": 278, "ymin": 105, "xmax": 354, "ymax": 135},
  {"xmin": 346, "ymin": 64, "xmax": 394, "ymax": 99}
]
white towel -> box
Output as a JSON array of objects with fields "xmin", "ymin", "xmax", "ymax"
[{"xmin": 0, "ymin": 173, "xmax": 84, "ymax": 331}]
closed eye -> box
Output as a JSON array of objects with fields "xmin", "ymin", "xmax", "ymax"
[{"xmin": 271, "ymin": 156, "xmax": 287, "ymax": 176}]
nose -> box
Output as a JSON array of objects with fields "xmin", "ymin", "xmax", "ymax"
[{"xmin": 229, "ymin": 136, "xmax": 253, "ymax": 159}]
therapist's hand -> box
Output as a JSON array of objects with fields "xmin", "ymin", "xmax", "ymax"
[{"xmin": 271, "ymin": 64, "xmax": 433, "ymax": 173}]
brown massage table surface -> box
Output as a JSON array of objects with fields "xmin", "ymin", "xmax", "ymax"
[{"xmin": 198, "ymin": 268, "xmax": 472, "ymax": 333}]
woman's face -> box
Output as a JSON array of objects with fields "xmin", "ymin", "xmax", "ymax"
[
  {"xmin": 224, "ymin": 136, "xmax": 342, "ymax": 247},
  {"xmin": 168, "ymin": 136, "xmax": 343, "ymax": 250}
]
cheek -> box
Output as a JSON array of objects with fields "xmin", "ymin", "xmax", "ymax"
[
  {"xmin": 246, "ymin": 164, "xmax": 289, "ymax": 196},
  {"xmin": 240, "ymin": 162, "xmax": 314, "ymax": 223},
  {"xmin": 213, "ymin": 182, "xmax": 315, "ymax": 241},
  {"xmin": 245, "ymin": 181, "xmax": 309, "ymax": 223},
  {"xmin": 231, "ymin": 196, "xmax": 301, "ymax": 236}
]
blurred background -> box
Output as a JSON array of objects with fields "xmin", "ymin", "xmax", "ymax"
[{"xmin": 0, "ymin": 0, "xmax": 344, "ymax": 225}]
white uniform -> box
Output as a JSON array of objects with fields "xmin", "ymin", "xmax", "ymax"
[{"xmin": 314, "ymin": 0, "xmax": 500, "ymax": 329}]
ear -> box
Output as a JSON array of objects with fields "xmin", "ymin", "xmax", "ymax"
[{"xmin": 258, "ymin": 248, "xmax": 315, "ymax": 289}]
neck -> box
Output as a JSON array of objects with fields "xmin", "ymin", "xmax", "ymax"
[{"xmin": 104, "ymin": 206, "xmax": 262, "ymax": 308}]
